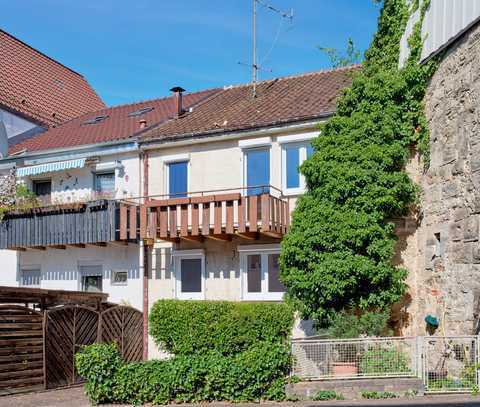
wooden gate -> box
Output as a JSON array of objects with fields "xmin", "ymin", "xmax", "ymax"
[
  {"xmin": 0, "ymin": 305, "xmax": 44, "ymax": 395},
  {"xmin": 100, "ymin": 305, "xmax": 143, "ymax": 362},
  {"xmin": 45, "ymin": 305, "xmax": 99, "ymax": 388}
]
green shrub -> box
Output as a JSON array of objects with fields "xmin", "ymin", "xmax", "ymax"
[
  {"xmin": 75, "ymin": 343, "xmax": 122, "ymax": 404},
  {"xmin": 149, "ymin": 300, "xmax": 294, "ymax": 356},
  {"xmin": 312, "ymin": 390, "xmax": 344, "ymax": 401},
  {"xmin": 76, "ymin": 342, "xmax": 291, "ymax": 404},
  {"xmin": 361, "ymin": 390, "xmax": 397, "ymax": 399},
  {"xmin": 327, "ymin": 309, "xmax": 392, "ymax": 338},
  {"xmin": 359, "ymin": 346, "xmax": 410, "ymax": 375}
]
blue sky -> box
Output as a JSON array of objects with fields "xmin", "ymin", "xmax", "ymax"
[{"xmin": 1, "ymin": 1, "xmax": 380, "ymax": 106}]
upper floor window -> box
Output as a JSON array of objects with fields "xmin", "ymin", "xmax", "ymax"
[
  {"xmin": 244, "ymin": 147, "xmax": 270, "ymax": 196},
  {"xmin": 32, "ymin": 179, "xmax": 51, "ymax": 198},
  {"xmin": 94, "ymin": 172, "xmax": 115, "ymax": 198},
  {"xmin": 281, "ymin": 141, "xmax": 314, "ymax": 195},
  {"xmin": 168, "ymin": 161, "xmax": 188, "ymax": 198}
]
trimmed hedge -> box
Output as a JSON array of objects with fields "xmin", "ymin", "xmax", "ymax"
[
  {"xmin": 149, "ymin": 300, "xmax": 294, "ymax": 355},
  {"xmin": 76, "ymin": 301, "xmax": 295, "ymax": 404}
]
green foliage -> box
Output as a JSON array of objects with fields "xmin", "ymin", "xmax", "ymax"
[
  {"xmin": 327, "ymin": 310, "xmax": 392, "ymax": 338},
  {"xmin": 318, "ymin": 38, "xmax": 362, "ymax": 68},
  {"xmin": 149, "ymin": 300, "xmax": 294, "ymax": 356},
  {"xmin": 75, "ymin": 343, "xmax": 122, "ymax": 404},
  {"xmin": 312, "ymin": 390, "xmax": 344, "ymax": 401},
  {"xmin": 359, "ymin": 346, "xmax": 410, "ymax": 374},
  {"xmin": 362, "ymin": 390, "xmax": 398, "ymax": 399},
  {"xmin": 78, "ymin": 302, "xmax": 295, "ymax": 404},
  {"xmin": 76, "ymin": 342, "xmax": 291, "ymax": 405},
  {"xmin": 0, "ymin": 184, "xmax": 41, "ymax": 219},
  {"xmin": 280, "ymin": 0, "xmax": 437, "ymax": 325}
]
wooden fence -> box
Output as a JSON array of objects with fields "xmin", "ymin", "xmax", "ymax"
[{"xmin": 0, "ymin": 304, "xmax": 143, "ymax": 395}]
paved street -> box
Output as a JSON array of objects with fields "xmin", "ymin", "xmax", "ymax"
[{"xmin": 1, "ymin": 386, "xmax": 480, "ymax": 407}]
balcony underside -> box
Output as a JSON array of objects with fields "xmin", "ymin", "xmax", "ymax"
[{"xmin": 118, "ymin": 193, "xmax": 289, "ymax": 243}]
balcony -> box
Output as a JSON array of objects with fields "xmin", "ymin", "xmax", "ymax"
[
  {"xmin": 0, "ymin": 200, "xmax": 134, "ymax": 250},
  {"xmin": 132, "ymin": 186, "xmax": 289, "ymax": 242}
]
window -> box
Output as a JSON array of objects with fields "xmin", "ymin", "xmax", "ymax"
[
  {"xmin": 20, "ymin": 267, "xmax": 41, "ymax": 287},
  {"xmin": 281, "ymin": 142, "xmax": 313, "ymax": 195},
  {"xmin": 167, "ymin": 161, "xmax": 188, "ymax": 198},
  {"xmin": 94, "ymin": 172, "xmax": 115, "ymax": 197},
  {"xmin": 173, "ymin": 250, "xmax": 205, "ymax": 299},
  {"xmin": 79, "ymin": 265, "xmax": 103, "ymax": 293},
  {"xmin": 244, "ymin": 148, "xmax": 270, "ymax": 196},
  {"xmin": 32, "ymin": 179, "xmax": 51, "ymax": 197},
  {"xmin": 239, "ymin": 245, "xmax": 285, "ymax": 301},
  {"xmin": 111, "ymin": 270, "xmax": 128, "ymax": 285}
]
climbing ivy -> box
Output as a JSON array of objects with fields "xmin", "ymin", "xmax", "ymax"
[{"xmin": 280, "ymin": 0, "xmax": 437, "ymax": 325}]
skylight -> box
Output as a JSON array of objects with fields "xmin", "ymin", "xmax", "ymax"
[
  {"xmin": 82, "ymin": 115, "xmax": 109, "ymax": 125},
  {"xmin": 128, "ymin": 107, "xmax": 154, "ymax": 117}
]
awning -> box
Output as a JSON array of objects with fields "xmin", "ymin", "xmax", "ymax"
[{"xmin": 16, "ymin": 158, "xmax": 86, "ymax": 177}]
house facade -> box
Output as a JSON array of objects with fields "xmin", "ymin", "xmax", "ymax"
[{"xmin": 0, "ymin": 67, "xmax": 355, "ymax": 357}]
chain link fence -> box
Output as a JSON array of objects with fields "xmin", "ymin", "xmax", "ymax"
[{"xmin": 292, "ymin": 335, "xmax": 480, "ymax": 393}]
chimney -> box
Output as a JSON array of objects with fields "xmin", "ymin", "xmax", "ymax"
[
  {"xmin": 170, "ymin": 86, "xmax": 186, "ymax": 117},
  {"xmin": 139, "ymin": 119, "xmax": 147, "ymax": 129}
]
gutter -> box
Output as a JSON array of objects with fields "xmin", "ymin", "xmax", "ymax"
[{"xmin": 139, "ymin": 118, "xmax": 327, "ymax": 151}]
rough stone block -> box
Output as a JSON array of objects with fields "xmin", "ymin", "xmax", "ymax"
[
  {"xmin": 442, "ymin": 182, "xmax": 459, "ymax": 199},
  {"xmin": 454, "ymin": 206, "xmax": 469, "ymax": 222},
  {"xmin": 464, "ymin": 216, "xmax": 479, "ymax": 242},
  {"xmin": 450, "ymin": 221, "xmax": 463, "ymax": 241}
]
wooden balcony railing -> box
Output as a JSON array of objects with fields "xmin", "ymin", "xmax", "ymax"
[{"xmin": 117, "ymin": 192, "xmax": 289, "ymax": 242}]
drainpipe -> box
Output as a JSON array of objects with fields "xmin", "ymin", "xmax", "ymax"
[{"xmin": 140, "ymin": 151, "xmax": 150, "ymax": 360}]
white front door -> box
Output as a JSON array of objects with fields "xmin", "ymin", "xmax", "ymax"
[{"xmin": 174, "ymin": 251, "xmax": 205, "ymax": 300}]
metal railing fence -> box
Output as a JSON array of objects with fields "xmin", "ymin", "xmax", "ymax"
[{"xmin": 291, "ymin": 335, "xmax": 480, "ymax": 393}]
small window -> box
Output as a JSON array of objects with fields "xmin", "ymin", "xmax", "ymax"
[
  {"xmin": 94, "ymin": 172, "xmax": 115, "ymax": 198},
  {"xmin": 79, "ymin": 265, "xmax": 103, "ymax": 293},
  {"xmin": 281, "ymin": 142, "xmax": 313, "ymax": 195},
  {"xmin": 128, "ymin": 107, "xmax": 154, "ymax": 117},
  {"xmin": 240, "ymin": 245, "xmax": 284, "ymax": 301},
  {"xmin": 168, "ymin": 161, "xmax": 188, "ymax": 198},
  {"xmin": 245, "ymin": 148, "xmax": 270, "ymax": 196},
  {"xmin": 20, "ymin": 268, "xmax": 41, "ymax": 287},
  {"xmin": 111, "ymin": 270, "xmax": 128, "ymax": 285},
  {"xmin": 32, "ymin": 179, "xmax": 51, "ymax": 197},
  {"xmin": 82, "ymin": 115, "xmax": 109, "ymax": 125}
]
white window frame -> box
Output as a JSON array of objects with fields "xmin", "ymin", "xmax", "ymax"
[
  {"xmin": 111, "ymin": 269, "xmax": 128, "ymax": 286},
  {"xmin": 238, "ymin": 244, "xmax": 284, "ymax": 301},
  {"xmin": 20, "ymin": 265, "xmax": 41, "ymax": 288},
  {"xmin": 242, "ymin": 146, "xmax": 272, "ymax": 197},
  {"xmin": 172, "ymin": 249, "xmax": 205, "ymax": 300},
  {"xmin": 163, "ymin": 154, "xmax": 190, "ymax": 197}
]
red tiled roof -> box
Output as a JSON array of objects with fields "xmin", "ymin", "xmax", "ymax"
[
  {"xmin": 0, "ymin": 29, "xmax": 105, "ymax": 127},
  {"xmin": 141, "ymin": 66, "xmax": 359, "ymax": 143},
  {"xmin": 8, "ymin": 89, "xmax": 220, "ymax": 154}
]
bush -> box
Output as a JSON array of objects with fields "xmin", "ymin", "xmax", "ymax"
[
  {"xmin": 312, "ymin": 390, "xmax": 344, "ymax": 401},
  {"xmin": 75, "ymin": 343, "xmax": 122, "ymax": 404},
  {"xmin": 149, "ymin": 300, "xmax": 294, "ymax": 356},
  {"xmin": 76, "ymin": 342, "xmax": 291, "ymax": 404},
  {"xmin": 327, "ymin": 309, "xmax": 392, "ymax": 338},
  {"xmin": 361, "ymin": 390, "xmax": 397, "ymax": 399}
]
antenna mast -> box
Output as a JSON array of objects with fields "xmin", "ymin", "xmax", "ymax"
[
  {"xmin": 253, "ymin": 0, "xmax": 257, "ymax": 98},
  {"xmin": 249, "ymin": 0, "xmax": 293, "ymax": 98}
]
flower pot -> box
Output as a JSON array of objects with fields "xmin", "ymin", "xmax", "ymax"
[{"xmin": 332, "ymin": 362, "xmax": 358, "ymax": 376}]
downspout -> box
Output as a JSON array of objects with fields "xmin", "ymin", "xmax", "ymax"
[{"xmin": 141, "ymin": 151, "xmax": 150, "ymax": 360}]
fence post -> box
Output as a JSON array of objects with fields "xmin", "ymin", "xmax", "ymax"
[
  {"xmin": 477, "ymin": 335, "xmax": 480, "ymax": 390},
  {"xmin": 416, "ymin": 336, "xmax": 424, "ymax": 381}
]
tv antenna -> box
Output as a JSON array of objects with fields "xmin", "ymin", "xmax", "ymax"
[{"xmin": 240, "ymin": 0, "xmax": 293, "ymax": 98}]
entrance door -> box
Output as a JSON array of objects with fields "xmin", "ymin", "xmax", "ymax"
[{"xmin": 245, "ymin": 148, "xmax": 270, "ymax": 196}]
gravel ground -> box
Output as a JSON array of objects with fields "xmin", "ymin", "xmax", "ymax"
[{"xmin": 2, "ymin": 386, "xmax": 480, "ymax": 407}]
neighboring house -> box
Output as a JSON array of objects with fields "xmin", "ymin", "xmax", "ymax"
[
  {"xmin": 0, "ymin": 29, "xmax": 105, "ymax": 144},
  {"xmin": 0, "ymin": 66, "xmax": 356, "ymax": 357},
  {"xmin": 395, "ymin": 1, "xmax": 480, "ymax": 335},
  {"xmin": 0, "ymin": 28, "xmax": 105, "ymax": 281},
  {"xmin": 0, "ymin": 87, "xmax": 219, "ymax": 311}
]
